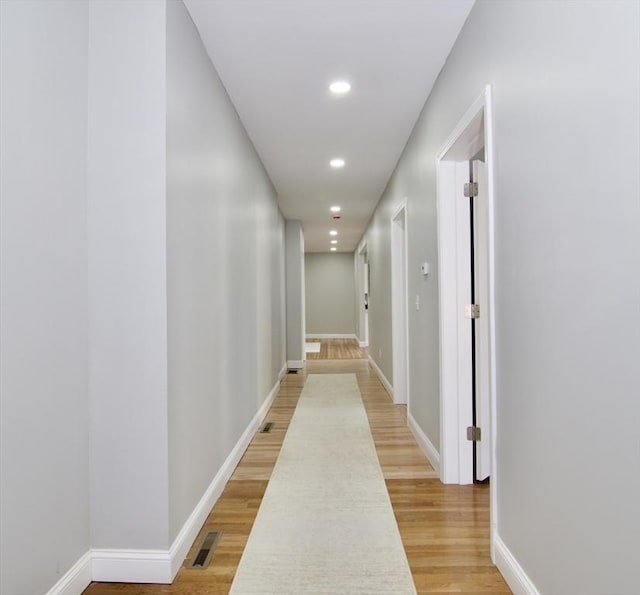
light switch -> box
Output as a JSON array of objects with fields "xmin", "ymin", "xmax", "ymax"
[{"xmin": 415, "ymin": 295, "xmax": 420, "ymax": 311}]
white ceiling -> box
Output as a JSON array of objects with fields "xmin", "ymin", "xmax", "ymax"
[{"xmin": 184, "ymin": 0, "xmax": 474, "ymax": 253}]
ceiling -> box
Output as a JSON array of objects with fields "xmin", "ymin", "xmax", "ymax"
[{"xmin": 183, "ymin": 0, "xmax": 475, "ymax": 253}]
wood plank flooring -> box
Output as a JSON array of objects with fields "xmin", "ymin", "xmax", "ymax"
[
  {"xmin": 84, "ymin": 353, "xmax": 509, "ymax": 594},
  {"xmin": 305, "ymin": 337, "xmax": 366, "ymax": 359}
]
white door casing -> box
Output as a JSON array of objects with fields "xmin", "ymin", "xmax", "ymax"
[
  {"xmin": 357, "ymin": 242, "xmax": 369, "ymax": 348},
  {"xmin": 473, "ymin": 159, "xmax": 491, "ymax": 482},
  {"xmin": 391, "ymin": 201, "xmax": 409, "ymax": 406},
  {"xmin": 435, "ymin": 85, "xmax": 497, "ymax": 559}
]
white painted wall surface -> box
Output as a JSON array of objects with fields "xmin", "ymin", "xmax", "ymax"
[
  {"xmin": 0, "ymin": 2, "xmax": 90, "ymax": 593},
  {"xmin": 360, "ymin": 1, "xmax": 640, "ymax": 592},
  {"xmin": 305, "ymin": 253, "xmax": 357, "ymax": 335},
  {"xmin": 166, "ymin": 0, "xmax": 285, "ymax": 541},
  {"xmin": 87, "ymin": 0, "xmax": 170, "ymax": 550}
]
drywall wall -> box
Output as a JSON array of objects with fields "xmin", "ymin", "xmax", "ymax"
[
  {"xmin": 87, "ymin": 0, "xmax": 170, "ymax": 549},
  {"xmin": 0, "ymin": 0, "xmax": 288, "ymax": 588},
  {"xmin": 285, "ymin": 221, "xmax": 305, "ymax": 366},
  {"xmin": 305, "ymin": 253, "xmax": 356, "ymax": 335},
  {"xmin": 166, "ymin": 0, "xmax": 285, "ymax": 541},
  {"xmin": 0, "ymin": 2, "xmax": 91, "ymax": 593},
  {"xmin": 360, "ymin": 1, "xmax": 640, "ymax": 592}
]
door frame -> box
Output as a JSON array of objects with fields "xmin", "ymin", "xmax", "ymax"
[
  {"xmin": 357, "ymin": 241, "xmax": 369, "ymax": 348},
  {"xmin": 390, "ymin": 200, "xmax": 409, "ymax": 406},
  {"xmin": 435, "ymin": 85, "xmax": 497, "ymax": 556}
]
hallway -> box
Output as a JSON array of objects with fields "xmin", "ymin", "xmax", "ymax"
[
  {"xmin": 84, "ymin": 351, "xmax": 509, "ymax": 594},
  {"xmin": 2, "ymin": 2, "xmax": 638, "ymax": 593}
]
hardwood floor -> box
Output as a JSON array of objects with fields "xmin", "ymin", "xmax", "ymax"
[
  {"xmin": 84, "ymin": 352, "xmax": 509, "ymax": 594},
  {"xmin": 305, "ymin": 337, "xmax": 366, "ymax": 359}
]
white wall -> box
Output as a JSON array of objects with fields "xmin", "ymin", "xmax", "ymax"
[
  {"xmin": 305, "ymin": 253, "xmax": 356, "ymax": 335},
  {"xmin": 87, "ymin": 0, "xmax": 170, "ymax": 550},
  {"xmin": 1, "ymin": 1, "xmax": 289, "ymax": 590},
  {"xmin": 166, "ymin": 0, "xmax": 285, "ymax": 541},
  {"xmin": 360, "ymin": 1, "xmax": 640, "ymax": 592},
  {"xmin": 0, "ymin": 2, "xmax": 90, "ymax": 593}
]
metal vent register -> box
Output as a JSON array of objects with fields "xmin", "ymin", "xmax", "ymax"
[{"xmin": 187, "ymin": 530, "xmax": 222, "ymax": 569}]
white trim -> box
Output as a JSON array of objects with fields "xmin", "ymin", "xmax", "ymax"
[
  {"xmin": 435, "ymin": 84, "xmax": 498, "ymax": 556},
  {"xmin": 92, "ymin": 373, "xmax": 282, "ymax": 584},
  {"xmin": 287, "ymin": 359, "xmax": 304, "ymax": 369},
  {"xmin": 167, "ymin": 373, "xmax": 281, "ymax": 579},
  {"xmin": 305, "ymin": 333, "xmax": 357, "ymax": 339},
  {"xmin": 359, "ymin": 340, "xmax": 369, "ymax": 348},
  {"xmin": 407, "ymin": 413, "xmax": 440, "ymax": 476},
  {"xmin": 390, "ymin": 200, "xmax": 410, "ymax": 407},
  {"xmin": 494, "ymin": 535, "xmax": 540, "ymax": 595},
  {"xmin": 484, "ymin": 85, "xmax": 499, "ymax": 561},
  {"xmin": 278, "ymin": 362, "xmax": 287, "ymax": 379},
  {"xmin": 367, "ymin": 354, "xmax": 393, "ymax": 399},
  {"xmin": 437, "ymin": 90, "xmax": 487, "ymax": 161},
  {"xmin": 91, "ymin": 549, "xmax": 172, "ymax": 584},
  {"xmin": 46, "ymin": 551, "xmax": 92, "ymax": 595}
]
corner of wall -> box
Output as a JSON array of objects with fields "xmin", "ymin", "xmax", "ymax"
[{"xmin": 494, "ymin": 535, "xmax": 540, "ymax": 595}]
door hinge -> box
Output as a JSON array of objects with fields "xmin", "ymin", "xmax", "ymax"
[
  {"xmin": 465, "ymin": 304, "xmax": 480, "ymax": 319},
  {"xmin": 463, "ymin": 182, "xmax": 478, "ymax": 197},
  {"xmin": 467, "ymin": 426, "xmax": 481, "ymax": 441}
]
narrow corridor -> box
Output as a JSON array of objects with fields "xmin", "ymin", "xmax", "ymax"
[{"xmin": 84, "ymin": 348, "xmax": 509, "ymax": 594}]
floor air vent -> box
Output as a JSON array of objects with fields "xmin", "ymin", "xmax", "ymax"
[
  {"xmin": 287, "ymin": 369, "xmax": 298, "ymax": 374},
  {"xmin": 261, "ymin": 422, "xmax": 274, "ymax": 433},
  {"xmin": 187, "ymin": 530, "xmax": 221, "ymax": 569}
]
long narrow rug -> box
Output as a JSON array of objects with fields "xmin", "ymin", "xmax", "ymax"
[{"xmin": 229, "ymin": 373, "xmax": 416, "ymax": 594}]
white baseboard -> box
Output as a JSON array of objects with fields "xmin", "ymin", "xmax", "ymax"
[
  {"xmin": 46, "ymin": 551, "xmax": 92, "ymax": 595},
  {"xmin": 367, "ymin": 354, "xmax": 393, "ymax": 398},
  {"xmin": 359, "ymin": 341, "xmax": 369, "ymax": 348},
  {"xmin": 91, "ymin": 374, "xmax": 282, "ymax": 584},
  {"xmin": 407, "ymin": 412, "xmax": 440, "ymax": 475},
  {"xmin": 166, "ymin": 373, "xmax": 280, "ymax": 579},
  {"xmin": 91, "ymin": 549, "xmax": 172, "ymax": 584},
  {"xmin": 305, "ymin": 333, "xmax": 356, "ymax": 339},
  {"xmin": 287, "ymin": 359, "xmax": 304, "ymax": 369},
  {"xmin": 494, "ymin": 534, "xmax": 540, "ymax": 595}
]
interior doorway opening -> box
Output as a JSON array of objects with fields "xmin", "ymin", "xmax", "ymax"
[
  {"xmin": 358, "ymin": 243, "xmax": 369, "ymax": 349},
  {"xmin": 391, "ymin": 201, "xmax": 409, "ymax": 406},
  {"xmin": 435, "ymin": 85, "xmax": 497, "ymax": 556}
]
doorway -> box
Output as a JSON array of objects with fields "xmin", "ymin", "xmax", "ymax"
[
  {"xmin": 435, "ymin": 85, "xmax": 497, "ymax": 553},
  {"xmin": 391, "ymin": 201, "xmax": 409, "ymax": 406},
  {"xmin": 358, "ymin": 243, "xmax": 369, "ymax": 348}
]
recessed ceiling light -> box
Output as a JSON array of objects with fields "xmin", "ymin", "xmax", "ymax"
[
  {"xmin": 329, "ymin": 80, "xmax": 351, "ymax": 95},
  {"xmin": 331, "ymin": 240, "xmax": 338, "ymax": 244},
  {"xmin": 330, "ymin": 158, "xmax": 345, "ymax": 168},
  {"xmin": 329, "ymin": 230, "xmax": 338, "ymax": 236},
  {"xmin": 330, "ymin": 247, "xmax": 337, "ymax": 251},
  {"xmin": 330, "ymin": 206, "xmax": 341, "ymax": 213}
]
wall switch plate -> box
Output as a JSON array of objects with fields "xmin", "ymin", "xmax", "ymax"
[
  {"xmin": 420, "ymin": 262, "xmax": 430, "ymax": 275},
  {"xmin": 415, "ymin": 295, "xmax": 420, "ymax": 310}
]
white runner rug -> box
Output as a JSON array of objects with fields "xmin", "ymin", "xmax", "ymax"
[
  {"xmin": 304, "ymin": 342, "xmax": 321, "ymax": 353},
  {"xmin": 230, "ymin": 373, "xmax": 416, "ymax": 594}
]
